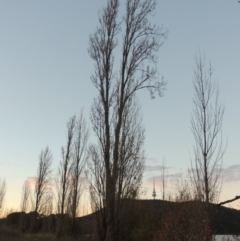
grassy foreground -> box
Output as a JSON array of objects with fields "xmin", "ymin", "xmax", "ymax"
[
  {"xmin": 0, "ymin": 226, "xmax": 55, "ymax": 241},
  {"xmin": 0, "ymin": 225, "xmax": 85, "ymax": 241}
]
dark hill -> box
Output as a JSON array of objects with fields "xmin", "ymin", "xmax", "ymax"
[
  {"xmin": 1, "ymin": 199, "xmax": 239, "ymax": 239},
  {"xmin": 76, "ymin": 199, "xmax": 240, "ymax": 236}
]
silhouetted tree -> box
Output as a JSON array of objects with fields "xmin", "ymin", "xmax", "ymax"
[
  {"xmin": 0, "ymin": 178, "xmax": 6, "ymax": 216},
  {"xmin": 20, "ymin": 180, "xmax": 31, "ymax": 212},
  {"xmin": 190, "ymin": 53, "xmax": 226, "ymax": 207},
  {"xmin": 34, "ymin": 146, "xmax": 52, "ymax": 213},
  {"xmin": 68, "ymin": 111, "xmax": 89, "ymax": 232},
  {"xmin": 41, "ymin": 191, "xmax": 53, "ymax": 216},
  {"xmin": 88, "ymin": 0, "xmax": 167, "ymax": 239},
  {"xmin": 56, "ymin": 116, "xmax": 76, "ymax": 217}
]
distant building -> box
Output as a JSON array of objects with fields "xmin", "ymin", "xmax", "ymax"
[{"xmin": 213, "ymin": 235, "xmax": 238, "ymax": 241}]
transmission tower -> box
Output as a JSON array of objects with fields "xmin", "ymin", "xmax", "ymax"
[{"xmin": 152, "ymin": 179, "xmax": 157, "ymax": 200}]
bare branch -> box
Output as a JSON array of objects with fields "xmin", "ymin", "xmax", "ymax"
[{"xmin": 217, "ymin": 196, "xmax": 240, "ymax": 206}]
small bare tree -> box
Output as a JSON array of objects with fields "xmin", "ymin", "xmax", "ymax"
[
  {"xmin": 174, "ymin": 177, "xmax": 193, "ymax": 202},
  {"xmin": 20, "ymin": 180, "xmax": 31, "ymax": 213},
  {"xmin": 88, "ymin": 0, "xmax": 167, "ymax": 239},
  {"xmin": 34, "ymin": 146, "xmax": 52, "ymax": 213},
  {"xmin": 41, "ymin": 191, "xmax": 53, "ymax": 216},
  {"xmin": 0, "ymin": 178, "xmax": 6, "ymax": 216},
  {"xmin": 190, "ymin": 53, "xmax": 226, "ymax": 207}
]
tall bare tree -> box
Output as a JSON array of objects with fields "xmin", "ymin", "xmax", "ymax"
[
  {"xmin": 56, "ymin": 116, "xmax": 76, "ymax": 217},
  {"xmin": 68, "ymin": 111, "xmax": 89, "ymax": 232},
  {"xmin": 0, "ymin": 178, "xmax": 6, "ymax": 216},
  {"xmin": 34, "ymin": 146, "xmax": 52, "ymax": 213},
  {"xmin": 20, "ymin": 180, "xmax": 31, "ymax": 213},
  {"xmin": 190, "ymin": 54, "xmax": 226, "ymax": 207},
  {"xmin": 89, "ymin": 0, "xmax": 167, "ymax": 239}
]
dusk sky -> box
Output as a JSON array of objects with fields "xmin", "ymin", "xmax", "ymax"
[{"xmin": 0, "ymin": 0, "xmax": 239, "ymax": 212}]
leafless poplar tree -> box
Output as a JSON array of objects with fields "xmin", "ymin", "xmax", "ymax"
[
  {"xmin": 0, "ymin": 178, "xmax": 6, "ymax": 216},
  {"xmin": 56, "ymin": 116, "xmax": 76, "ymax": 216},
  {"xmin": 68, "ymin": 111, "xmax": 89, "ymax": 231},
  {"xmin": 190, "ymin": 54, "xmax": 226, "ymax": 206},
  {"xmin": 20, "ymin": 180, "xmax": 31, "ymax": 213},
  {"xmin": 34, "ymin": 146, "xmax": 52, "ymax": 213},
  {"xmin": 89, "ymin": 0, "xmax": 167, "ymax": 239}
]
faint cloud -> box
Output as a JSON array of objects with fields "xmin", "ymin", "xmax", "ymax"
[
  {"xmin": 145, "ymin": 157, "xmax": 158, "ymax": 164},
  {"xmin": 144, "ymin": 164, "xmax": 171, "ymax": 173},
  {"xmin": 145, "ymin": 165, "xmax": 162, "ymax": 172},
  {"xmin": 222, "ymin": 165, "xmax": 240, "ymax": 183},
  {"xmin": 145, "ymin": 172, "xmax": 183, "ymax": 184},
  {"xmin": 168, "ymin": 172, "xmax": 184, "ymax": 180}
]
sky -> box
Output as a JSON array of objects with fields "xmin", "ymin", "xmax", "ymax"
[{"xmin": 0, "ymin": 0, "xmax": 240, "ymax": 213}]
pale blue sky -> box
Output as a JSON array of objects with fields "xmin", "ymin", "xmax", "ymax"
[{"xmin": 0, "ymin": 1, "xmax": 239, "ymax": 211}]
